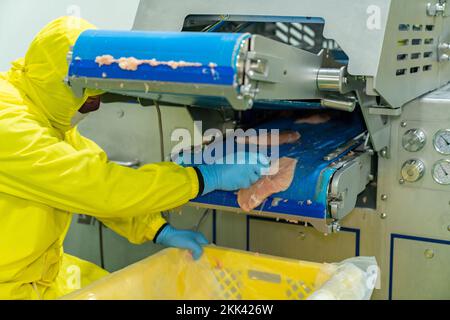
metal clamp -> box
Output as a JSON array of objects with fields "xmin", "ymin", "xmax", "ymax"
[{"xmin": 246, "ymin": 51, "xmax": 284, "ymax": 83}]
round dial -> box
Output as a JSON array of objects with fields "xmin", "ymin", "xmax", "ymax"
[
  {"xmin": 434, "ymin": 129, "xmax": 450, "ymax": 155},
  {"xmin": 402, "ymin": 129, "xmax": 427, "ymax": 152},
  {"xmin": 432, "ymin": 160, "xmax": 450, "ymax": 185},
  {"xmin": 401, "ymin": 159, "xmax": 425, "ymax": 182}
]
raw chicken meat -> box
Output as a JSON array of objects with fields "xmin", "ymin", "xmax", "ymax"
[
  {"xmin": 236, "ymin": 131, "xmax": 301, "ymax": 146},
  {"xmin": 165, "ymin": 60, "xmax": 203, "ymax": 69},
  {"xmin": 118, "ymin": 57, "xmax": 143, "ymax": 71},
  {"xmin": 295, "ymin": 113, "xmax": 331, "ymax": 125},
  {"xmin": 95, "ymin": 55, "xmax": 115, "ymax": 66},
  {"xmin": 94, "ymin": 55, "xmax": 205, "ymax": 71},
  {"xmin": 238, "ymin": 157, "xmax": 298, "ymax": 212}
]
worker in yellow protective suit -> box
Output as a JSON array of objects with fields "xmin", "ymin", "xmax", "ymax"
[{"xmin": 0, "ymin": 16, "xmax": 269, "ymax": 300}]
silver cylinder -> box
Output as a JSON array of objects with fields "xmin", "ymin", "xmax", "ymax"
[
  {"xmin": 317, "ymin": 68, "xmax": 343, "ymax": 92},
  {"xmin": 321, "ymin": 97, "xmax": 356, "ymax": 112}
]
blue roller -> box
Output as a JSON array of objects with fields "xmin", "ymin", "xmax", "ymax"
[{"xmin": 69, "ymin": 30, "xmax": 250, "ymax": 86}]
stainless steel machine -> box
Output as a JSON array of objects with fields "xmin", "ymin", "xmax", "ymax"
[{"xmin": 66, "ymin": 0, "xmax": 450, "ymax": 299}]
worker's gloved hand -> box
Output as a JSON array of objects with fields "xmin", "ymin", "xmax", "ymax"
[
  {"xmin": 155, "ymin": 224, "xmax": 209, "ymax": 260},
  {"xmin": 197, "ymin": 152, "xmax": 270, "ymax": 195}
]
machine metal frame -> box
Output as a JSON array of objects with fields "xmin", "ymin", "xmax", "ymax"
[{"xmin": 65, "ymin": 0, "xmax": 449, "ymax": 299}]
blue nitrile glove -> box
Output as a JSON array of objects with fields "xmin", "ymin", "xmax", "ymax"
[
  {"xmin": 197, "ymin": 152, "xmax": 270, "ymax": 196},
  {"xmin": 155, "ymin": 224, "xmax": 209, "ymax": 260}
]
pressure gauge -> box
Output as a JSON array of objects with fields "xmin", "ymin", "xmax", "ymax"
[
  {"xmin": 432, "ymin": 160, "xmax": 450, "ymax": 185},
  {"xmin": 434, "ymin": 129, "xmax": 450, "ymax": 155},
  {"xmin": 402, "ymin": 129, "xmax": 427, "ymax": 152},
  {"xmin": 401, "ymin": 159, "xmax": 426, "ymax": 182}
]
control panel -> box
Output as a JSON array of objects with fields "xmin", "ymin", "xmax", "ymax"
[{"xmin": 398, "ymin": 120, "xmax": 450, "ymax": 190}]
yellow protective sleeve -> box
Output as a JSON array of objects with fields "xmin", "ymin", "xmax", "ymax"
[{"xmin": 0, "ymin": 104, "xmax": 200, "ymax": 242}]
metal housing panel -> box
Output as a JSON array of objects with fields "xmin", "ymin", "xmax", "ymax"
[
  {"xmin": 134, "ymin": 0, "xmax": 390, "ymax": 77},
  {"xmin": 134, "ymin": 0, "xmax": 450, "ymax": 109},
  {"xmin": 392, "ymin": 237, "xmax": 450, "ymax": 299},
  {"xmin": 249, "ymin": 218, "xmax": 358, "ymax": 262},
  {"xmin": 375, "ymin": 0, "xmax": 449, "ymax": 109}
]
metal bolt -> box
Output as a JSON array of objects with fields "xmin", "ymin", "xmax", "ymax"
[
  {"xmin": 447, "ymin": 225, "xmax": 450, "ymax": 232},
  {"xmin": 381, "ymin": 194, "xmax": 388, "ymax": 201},
  {"xmin": 439, "ymin": 54, "xmax": 450, "ymax": 62},
  {"xmin": 439, "ymin": 42, "xmax": 450, "ymax": 51},
  {"xmin": 380, "ymin": 149, "xmax": 388, "ymax": 158},
  {"xmin": 424, "ymin": 249, "xmax": 435, "ymax": 259},
  {"xmin": 380, "ymin": 213, "xmax": 388, "ymax": 219},
  {"xmin": 399, "ymin": 178, "xmax": 405, "ymax": 185},
  {"xmin": 401, "ymin": 121, "xmax": 407, "ymax": 128},
  {"xmin": 332, "ymin": 222, "xmax": 341, "ymax": 233}
]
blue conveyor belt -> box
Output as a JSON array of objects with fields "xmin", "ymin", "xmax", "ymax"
[
  {"xmin": 69, "ymin": 30, "xmax": 250, "ymax": 86},
  {"xmin": 185, "ymin": 112, "xmax": 366, "ymax": 219}
]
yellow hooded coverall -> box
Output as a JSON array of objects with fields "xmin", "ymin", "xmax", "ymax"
[{"xmin": 0, "ymin": 17, "xmax": 200, "ymax": 299}]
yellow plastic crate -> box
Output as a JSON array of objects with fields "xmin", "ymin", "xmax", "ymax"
[{"xmin": 63, "ymin": 246, "xmax": 334, "ymax": 300}]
